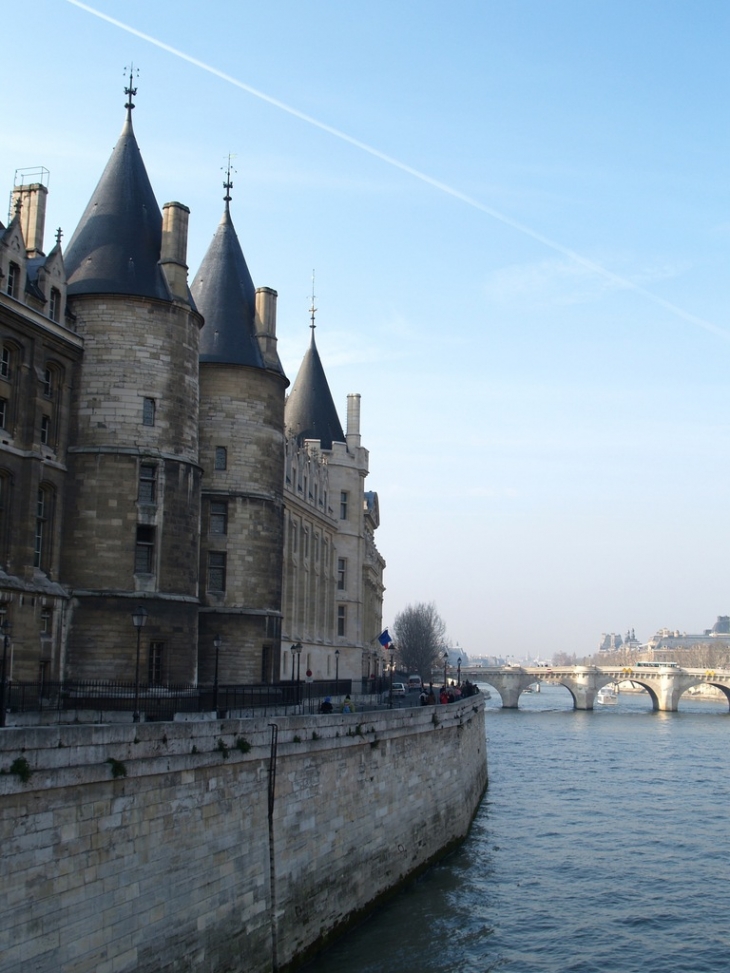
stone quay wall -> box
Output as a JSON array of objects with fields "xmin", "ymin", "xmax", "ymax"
[{"xmin": 0, "ymin": 696, "xmax": 487, "ymax": 973}]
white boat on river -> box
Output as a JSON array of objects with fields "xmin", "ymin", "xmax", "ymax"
[{"xmin": 596, "ymin": 684, "xmax": 619, "ymax": 705}]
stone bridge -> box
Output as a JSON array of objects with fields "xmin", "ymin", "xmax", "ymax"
[{"xmin": 464, "ymin": 665, "xmax": 730, "ymax": 712}]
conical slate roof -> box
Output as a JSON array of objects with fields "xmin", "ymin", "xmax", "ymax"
[
  {"xmin": 64, "ymin": 113, "xmax": 170, "ymax": 300},
  {"xmin": 191, "ymin": 206, "xmax": 263, "ymax": 367},
  {"xmin": 285, "ymin": 330, "xmax": 345, "ymax": 449}
]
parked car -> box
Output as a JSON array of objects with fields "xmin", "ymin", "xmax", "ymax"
[{"xmin": 391, "ymin": 682, "xmax": 406, "ymax": 696}]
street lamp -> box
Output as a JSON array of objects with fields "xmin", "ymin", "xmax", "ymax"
[
  {"xmin": 335, "ymin": 648, "xmax": 340, "ymax": 696},
  {"xmin": 292, "ymin": 642, "xmax": 302, "ymax": 705},
  {"xmin": 0, "ymin": 619, "xmax": 11, "ymax": 728},
  {"xmin": 443, "ymin": 650, "xmax": 449, "ymax": 687},
  {"xmin": 457, "ymin": 656, "xmax": 462, "ymax": 686},
  {"xmin": 213, "ymin": 634, "xmax": 222, "ymax": 717},
  {"xmin": 131, "ymin": 606, "xmax": 148, "ymax": 723},
  {"xmin": 389, "ymin": 643, "xmax": 395, "ymax": 708}
]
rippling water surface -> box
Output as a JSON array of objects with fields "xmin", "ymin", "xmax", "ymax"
[{"xmin": 308, "ymin": 685, "xmax": 730, "ymax": 972}]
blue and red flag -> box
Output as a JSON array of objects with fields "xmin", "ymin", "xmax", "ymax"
[{"xmin": 377, "ymin": 629, "xmax": 391, "ymax": 647}]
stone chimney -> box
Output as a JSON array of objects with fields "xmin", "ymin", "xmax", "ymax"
[
  {"xmin": 12, "ymin": 180, "xmax": 48, "ymax": 258},
  {"xmin": 346, "ymin": 393, "xmax": 361, "ymax": 449},
  {"xmin": 255, "ymin": 287, "xmax": 280, "ymax": 368},
  {"xmin": 160, "ymin": 201, "xmax": 190, "ymax": 300}
]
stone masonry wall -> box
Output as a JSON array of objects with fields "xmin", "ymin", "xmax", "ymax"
[{"xmin": 0, "ymin": 696, "xmax": 487, "ymax": 973}]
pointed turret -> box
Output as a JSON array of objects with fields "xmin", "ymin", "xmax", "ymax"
[
  {"xmin": 64, "ymin": 91, "xmax": 169, "ymax": 300},
  {"xmin": 191, "ymin": 206, "xmax": 263, "ymax": 367},
  {"xmin": 285, "ymin": 326, "xmax": 345, "ymax": 449}
]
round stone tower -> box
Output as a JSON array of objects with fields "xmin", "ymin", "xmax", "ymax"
[
  {"xmin": 60, "ymin": 92, "xmax": 203, "ymax": 683},
  {"xmin": 191, "ymin": 184, "xmax": 288, "ymax": 685}
]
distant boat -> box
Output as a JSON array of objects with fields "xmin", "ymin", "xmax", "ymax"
[{"xmin": 596, "ymin": 684, "xmax": 618, "ymax": 706}]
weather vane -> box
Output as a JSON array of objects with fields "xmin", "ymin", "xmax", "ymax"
[
  {"xmin": 309, "ymin": 271, "xmax": 317, "ymax": 332},
  {"xmin": 123, "ymin": 64, "xmax": 139, "ymax": 118},
  {"xmin": 222, "ymin": 154, "xmax": 237, "ymax": 209}
]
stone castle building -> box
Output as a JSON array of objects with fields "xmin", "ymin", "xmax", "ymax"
[{"xmin": 0, "ymin": 89, "xmax": 384, "ymax": 692}]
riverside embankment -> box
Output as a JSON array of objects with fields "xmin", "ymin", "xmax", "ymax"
[{"xmin": 0, "ymin": 695, "xmax": 487, "ymax": 973}]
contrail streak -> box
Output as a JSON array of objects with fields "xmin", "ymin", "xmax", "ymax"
[{"xmin": 65, "ymin": 0, "xmax": 728, "ymax": 341}]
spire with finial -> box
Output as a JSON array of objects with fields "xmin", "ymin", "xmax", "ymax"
[
  {"xmin": 222, "ymin": 155, "xmax": 236, "ymax": 212},
  {"xmin": 309, "ymin": 270, "xmax": 317, "ymax": 336},
  {"xmin": 124, "ymin": 64, "xmax": 139, "ymax": 121},
  {"xmin": 55, "ymin": 227, "xmax": 63, "ymax": 246}
]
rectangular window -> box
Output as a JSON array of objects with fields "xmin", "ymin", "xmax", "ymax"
[
  {"xmin": 290, "ymin": 520, "xmax": 298, "ymax": 554},
  {"xmin": 41, "ymin": 608, "xmax": 52, "ymax": 634},
  {"xmin": 138, "ymin": 464, "xmax": 156, "ymax": 503},
  {"xmin": 142, "ymin": 397, "xmax": 156, "ymax": 426},
  {"xmin": 313, "ymin": 533, "xmax": 320, "ymax": 563},
  {"xmin": 1, "ymin": 347, "xmax": 10, "ymax": 379},
  {"xmin": 337, "ymin": 605, "xmax": 346, "ymax": 637},
  {"xmin": 0, "ymin": 398, "xmax": 6, "ymax": 429},
  {"xmin": 49, "ymin": 287, "xmax": 61, "ymax": 322},
  {"xmin": 148, "ymin": 641, "xmax": 164, "ymax": 685},
  {"xmin": 34, "ymin": 488, "xmax": 50, "ymax": 568},
  {"xmin": 43, "ymin": 368, "xmax": 53, "ymax": 398},
  {"xmin": 337, "ymin": 557, "xmax": 347, "ymax": 590},
  {"xmin": 303, "ymin": 527, "xmax": 309, "ymax": 558},
  {"xmin": 7, "ymin": 263, "xmax": 19, "ymax": 299},
  {"xmin": 208, "ymin": 551, "xmax": 226, "ymax": 592},
  {"xmin": 134, "ymin": 525, "xmax": 155, "ymax": 574},
  {"xmin": 214, "ymin": 446, "xmax": 227, "ymax": 471},
  {"xmin": 41, "ymin": 414, "xmax": 51, "ymax": 445},
  {"xmin": 340, "ymin": 491, "xmax": 348, "ymax": 520},
  {"xmin": 210, "ymin": 500, "xmax": 228, "ymax": 535}
]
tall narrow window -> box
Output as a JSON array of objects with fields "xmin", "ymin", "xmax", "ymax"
[
  {"xmin": 337, "ymin": 557, "xmax": 347, "ymax": 591},
  {"xmin": 0, "ymin": 347, "xmax": 11, "ymax": 379},
  {"xmin": 214, "ymin": 446, "xmax": 227, "ymax": 471},
  {"xmin": 210, "ymin": 500, "xmax": 228, "ymax": 535},
  {"xmin": 0, "ymin": 399, "xmax": 7, "ymax": 430},
  {"xmin": 142, "ymin": 397, "xmax": 156, "ymax": 426},
  {"xmin": 34, "ymin": 487, "xmax": 51, "ymax": 569},
  {"xmin": 40, "ymin": 608, "xmax": 52, "ymax": 634},
  {"xmin": 148, "ymin": 641, "xmax": 164, "ymax": 685},
  {"xmin": 207, "ymin": 551, "xmax": 226, "ymax": 592},
  {"xmin": 40, "ymin": 414, "xmax": 51, "ymax": 446},
  {"xmin": 340, "ymin": 491, "xmax": 348, "ymax": 520},
  {"xmin": 337, "ymin": 605, "xmax": 346, "ymax": 637},
  {"xmin": 303, "ymin": 528, "xmax": 309, "ymax": 558},
  {"xmin": 138, "ymin": 464, "xmax": 157, "ymax": 503},
  {"xmin": 43, "ymin": 367, "xmax": 53, "ymax": 398},
  {"xmin": 134, "ymin": 525, "xmax": 155, "ymax": 574},
  {"xmin": 290, "ymin": 520, "xmax": 298, "ymax": 554},
  {"xmin": 49, "ymin": 287, "xmax": 61, "ymax": 322},
  {"xmin": 7, "ymin": 263, "xmax": 19, "ymax": 299}
]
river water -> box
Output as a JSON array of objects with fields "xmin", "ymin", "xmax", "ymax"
[{"xmin": 307, "ymin": 684, "xmax": 730, "ymax": 973}]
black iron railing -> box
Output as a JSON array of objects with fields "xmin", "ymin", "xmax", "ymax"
[{"xmin": 1, "ymin": 677, "xmax": 365, "ymax": 724}]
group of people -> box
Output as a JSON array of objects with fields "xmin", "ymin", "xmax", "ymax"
[
  {"xmin": 319, "ymin": 695, "xmax": 355, "ymax": 714},
  {"xmin": 419, "ymin": 679, "xmax": 480, "ymax": 705}
]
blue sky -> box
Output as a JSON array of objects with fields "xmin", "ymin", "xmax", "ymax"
[{"xmin": 3, "ymin": 1, "xmax": 730, "ymax": 660}]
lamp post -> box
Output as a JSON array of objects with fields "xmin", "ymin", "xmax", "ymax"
[
  {"xmin": 457, "ymin": 656, "xmax": 462, "ymax": 686},
  {"xmin": 0, "ymin": 619, "xmax": 11, "ymax": 728},
  {"xmin": 443, "ymin": 650, "xmax": 449, "ymax": 687},
  {"xmin": 131, "ymin": 606, "xmax": 148, "ymax": 723},
  {"xmin": 389, "ymin": 643, "xmax": 395, "ymax": 708},
  {"xmin": 213, "ymin": 634, "xmax": 221, "ymax": 718},
  {"xmin": 335, "ymin": 648, "xmax": 340, "ymax": 697},
  {"xmin": 292, "ymin": 642, "xmax": 302, "ymax": 705}
]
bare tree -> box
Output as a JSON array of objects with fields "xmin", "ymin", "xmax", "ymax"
[{"xmin": 393, "ymin": 602, "xmax": 447, "ymax": 680}]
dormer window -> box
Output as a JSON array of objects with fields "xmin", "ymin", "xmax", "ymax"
[
  {"xmin": 6, "ymin": 263, "xmax": 19, "ymax": 299},
  {"xmin": 49, "ymin": 287, "xmax": 61, "ymax": 323}
]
